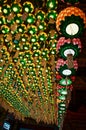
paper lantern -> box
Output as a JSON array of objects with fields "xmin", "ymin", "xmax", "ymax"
[
  {"xmin": 11, "ymin": 3, "xmax": 22, "ymax": 13},
  {"xmin": 56, "ymin": 7, "xmax": 86, "ymax": 38},
  {"xmin": 56, "ymin": 58, "xmax": 78, "ymax": 77},
  {"xmin": 56, "ymin": 37, "xmax": 82, "ymax": 59},
  {"xmin": 59, "ymin": 78, "xmax": 72, "ymax": 86},
  {"xmin": 2, "ymin": 4, "xmax": 11, "ymax": 16},
  {"xmin": 35, "ymin": 10, "xmax": 45, "ymax": 21},
  {"xmin": 23, "ymin": 2, "xmax": 34, "ymax": 13},
  {"xmin": 46, "ymin": 0, "xmax": 58, "ymax": 10}
]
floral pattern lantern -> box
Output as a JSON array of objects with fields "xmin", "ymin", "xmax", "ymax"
[
  {"xmin": 56, "ymin": 37, "xmax": 82, "ymax": 59},
  {"xmin": 56, "ymin": 58, "xmax": 78, "ymax": 77},
  {"xmin": 56, "ymin": 7, "xmax": 86, "ymax": 38}
]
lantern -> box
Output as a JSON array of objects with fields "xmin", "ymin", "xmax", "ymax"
[
  {"xmin": 56, "ymin": 37, "xmax": 82, "ymax": 59},
  {"xmin": 56, "ymin": 58, "xmax": 78, "ymax": 77},
  {"xmin": 56, "ymin": 7, "xmax": 86, "ymax": 38}
]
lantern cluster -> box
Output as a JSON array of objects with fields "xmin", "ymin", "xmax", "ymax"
[
  {"xmin": 56, "ymin": 2, "xmax": 86, "ymax": 127},
  {"xmin": 0, "ymin": 0, "xmax": 59, "ymax": 125}
]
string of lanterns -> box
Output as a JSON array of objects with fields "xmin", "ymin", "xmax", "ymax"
[{"xmin": 56, "ymin": 1, "xmax": 86, "ymax": 128}]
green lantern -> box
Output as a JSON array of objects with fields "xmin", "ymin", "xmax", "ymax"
[
  {"xmin": 59, "ymin": 78, "xmax": 72, "ymax": 86},
  {"xmin": 14, "ymin": 14, "xmax": 22, "ymax": 24},
  {"xmin": 38, "ymin": 21, "xmax": 47, "ymax": 31},
  {"xmin": 23, "ymin": 43, "xmax": 30, "ymax": 50},
  {"xmin": 58, "ymin": 95, "xmax": 66, "ymax": 101},
  {"xmin": 11, "ymin": 3, "xmax": 22, "ymax": 13},
  {"xmin": 46, "ymin": 0, "xmax": 58, "ymax": 10},
  {"xmin": 26, "ymin": 14, "xmax": 35, "ymax": 24},
  {"xmin": 2, "ymin": 4, "xmax": 11, "ymax": 16},
  {"xmin": 1, "ymin": 25, "xmax": 10, "ymax": 34},
  {"xmin": 42, "ymin": 48, "xmax": 49, "ymax": 60},
  {"xmin": 23, "ymin": 2, "xmax": 34, "ymax": 13},
  {"xmin": 17, "ymin": 24, "xmax": 26, "ymax": 33},
  {"xmin": 32, "ymin": 42, "xmax": 40, "ymax": 50},
  {"xmin": 33, "ymin": 50, "xmax": 41, "ymax": 57},
  {"xmin": 47, "ymin": 10, "xmax": 57, "ymax": 20},
  {"xmin": 28, "ymin": 25, "xmax": 37, "ymax": 35},
  {"xmin": 38, "ymin": 32, "xmax": 47, "ymax": 42},
  {"xmin": 35, "ymin": 10, "xmax": 45, "ymax": 21},
  {"xmin": 21, "ymin": 34, "xmax": 28, "ymax": 42},
  {"xmin": 58, "ymin": 88, "xmax": 68, "ymax": 95},
  {"xmin": 30, "ymin": 35, "xmax": 38, "ymax": 43}
]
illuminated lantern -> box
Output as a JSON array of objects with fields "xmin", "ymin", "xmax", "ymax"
[
  {"xmin": 26, "ymin": 14, "xmax": 35, "ymax": 24},
  {"xmin": 59, "ymin": 78, "xmax": 72, "ymax": 86},
  {"xmin": 56, "ymin": 58, "xmax": 78, "ymax": 77},
  {"xmin": 32, "ymin": 42, "xmax": 40, "ymax": 50},
  {"xmin": 1, "ymin": 25, "xmax": 10, "ymax": 34},
  {"xmin": 23, "ymin": 2, "xmax": 34, "ymax": 13},
  {"xmin": 38, "ymin": 32, "xmax": 47, "ymax": 42},
  {"xmin": 35, "ymin": 10, "xmax": 45, "ymax": 21},
  {"xmin": 30, "ymin": 35, "xmax": 38, "ymax": 43},
  {"xmin": 14, "ymin": 14, "xmax": 23, "ymax": 24},
  {"xmin": 11, "ymin": 3, "xmax": 22, "ymax": 13},
  {"xmin": 46, "ymin": 0, "xmax": 58, "ymax": 10},
  {"xmin": 27, "ymin": 25, "xmax": 37, "ymax": 35},
  {"xmin": 17, "ymin": 24, "xmax": 26, "ymax": 33},
  {"xmin": 56, "ymin": 7, "xmax": 86, "ymax": 38},
  {"xmin": 2, "ymin": 4, "xmax": 11, "ymax": 16},
  {"xmin": 56, "ymin": 37, "xmax": 82, "ymax": 59},
  {"xmin": 47, "ymin": 10, "xmax": 57, "ymax": 20},
  {"xmin": 58, "ymin": 88, "xmax": 68, "ymax": 95},
  {"xmin": 37, "ymin": 21, "xmax": 47, "ymax": 31}
]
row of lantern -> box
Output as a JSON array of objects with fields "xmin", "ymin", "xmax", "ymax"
[{"xmin": 56, "ymin": 3, "xmax": 86, "ymax": 127}]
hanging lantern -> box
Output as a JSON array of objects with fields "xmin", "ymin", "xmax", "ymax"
[
  {"xmin": 38, "ymin": 32, "xmax": 47, "ymax": 42},
  {"xmin": 26, "ymin": 14, "xmax": 35, "ymax": 24},
  {"xmin": 11, "ymin": 3, "xmax": 22, "ymax": 14},
  {"xmin": 27, "ymin": 25, "xmax": 37, "ymax": 35},
  {"xmin": 59, "ymin": 78, "xmax": 72, "ymax": 86},
  {"xmin": 33, "ymin": 50, "xmax": 41, "ymax": 57},
  {"xmin": 1, "ymin": 25, "xmax": 10, "ymax": 34},
  {"xmin": 35, "ymin": 10, "xmax": 45, "ymax": 21},
  {"xmin": 47, "ymin": 10, "xmax": 57, "ymax": 20},
  {"xmin": 58, "ymin": 95, "xmax": 66, "ymax": 101},
  {"xmin": 32, "ymin": 42, "xmax": 40, "ymax": 50},
  {"xmin": 56, "ymin": 58, "xmax": 78, "ymax": 77},
  {"xmin": 17, "ymin": 24, "xmax": 26, "ymax": 33},
  {"xmin": 56, "ymin": 7, "xmax": 86, "ymax": 38},
  {"xmin": 61, "ymin": 0, "xmax": 79, "ymax": 4},
  {"xmin": 30, "ymin": 35, "xmax": 38, "ymax": 43},
  {"xmin": 37, "ymin": 21, "xmax": 47, "ymax": 31},
  {"xmin": 14, "ymin": 14, "xmax": 22, "ymax": 24},
  {"xmin": 2, "ymin": 4, "xmax": 11, "ymax": 16},
  {"xmin": 23, "ymin": 2, "xmax": 34, "ymax": 13},
  {"xmin": 42, "ymin": 48, "xmax": 49, "ymax": 60},
  {"xmin": 58, "ymin": 88, "xmax": 68, "ymax": 95},
  {"xmin": 56, "ymin": 37, "xmax": 82, "ymax": 59},
  {"xmin": 46, "ymin": 0, "xmax": 58, "ymax": 10},
  {"xmin": 21, "ymin": 34, "xmax": 28, "ymax": 43}
]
